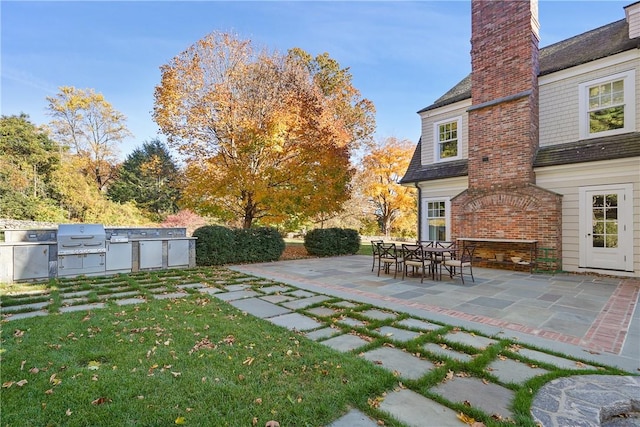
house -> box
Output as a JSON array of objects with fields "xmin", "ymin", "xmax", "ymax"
[{"xmin": 401, "ymin": 0, "xmax": 640, "ymax": 277}]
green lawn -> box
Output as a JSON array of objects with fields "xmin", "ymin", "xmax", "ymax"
[{"xmin": 0, "ymin": 267, "xmax": 629, "ymax": 427}]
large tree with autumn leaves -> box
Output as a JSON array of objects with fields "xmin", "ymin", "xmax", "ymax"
[
  {"xmin": 360, "ymin": 137, "xmax": 417, "ymax": 237},
  {"xmin": 153, "ymin": 32, "xmax": 375, "ymax": 228}
]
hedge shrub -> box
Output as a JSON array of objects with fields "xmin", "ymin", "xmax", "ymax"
[
  {"xmin": 193, "ymin": 225, "xmax": 285, "ymax": 266},
  {"xmin": 233, "ymin": 227, "xmax": 285, "ymax": 263},
  {"xmin": 304, "ymin": 228, "xmax": 361, "ymax": 257},
  {"xmin": 193, "ymin": 225, "xmax": 236, "ymax": 266}
]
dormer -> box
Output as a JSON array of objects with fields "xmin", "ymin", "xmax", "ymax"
[{"xmin": 625, "ymin": 1, "xmax": 640, "ymax": 38}]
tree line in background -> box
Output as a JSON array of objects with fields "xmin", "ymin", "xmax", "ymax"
[{"xmin": 1, "ymin": 32, "xmax": 416, "ymax": 238}]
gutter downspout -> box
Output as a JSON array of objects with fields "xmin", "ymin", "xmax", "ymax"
[{"xmin": 415, "ymin": 183, "xmax": 422, "ymax": 241}]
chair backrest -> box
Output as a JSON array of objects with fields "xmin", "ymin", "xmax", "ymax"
[
  {"xmin": 379, "ymin": 243, "xmax": 397, "ymax": 258},
  {"xmin": 436, "ymin": 241, "xmax": 455, "ymax": 249},
  {"xmin": 402, "ymin": 244, "xmax": 423, "ymax": 261},
  {"xmin": 460, "ymin": 245, "xmax": 476, "ymax": 263},
  {"xmin": 417, "ymin": 240, "xmax": 435, "ymax": 248},
  {"xmin": 371, "ymin": 240, "xmax": 383, "ymax": 255}
]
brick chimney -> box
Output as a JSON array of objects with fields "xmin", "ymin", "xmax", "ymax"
[
  {"xmin": 468, "ymin": 0, "xmax": 539, "ymax": 189},
  {"xmin": 451, "ymin": 0, "xmax": 562, "ymax": 252}
]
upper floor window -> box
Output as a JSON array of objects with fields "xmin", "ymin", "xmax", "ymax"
[
  {"xmin": 579, "ymin": 70, "xmax": 636, "ymax": 139},
  {"xmin": 434, "ymin": 117, "xmax": 461, "ymax": 162}
]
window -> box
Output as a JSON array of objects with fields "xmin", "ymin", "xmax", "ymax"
[
  {"xmin": 424, "ymin": 199, "xmax": 449, "ymax": 241},
  {"xmin": 579, "ymin": 71, "xmax": 635, "ymax": 139},
  {"xmin": 434, "ymin": 118, "xmax": 461, "ymax": 161}
]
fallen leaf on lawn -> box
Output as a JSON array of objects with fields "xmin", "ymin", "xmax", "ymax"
[
  {"xmin": 20, "ymin": 360, "xmax": 26, "ymax": 370},
  {"xmin": 482, "ymin": 378, "xmax": 490, "ymax": 385},
  {"xmin": 175, "ymin": 416, "xmax": 186, "ymax": 424},
  {"xmin": 92, "ymin": 375, "xmax": 98, "ymax": 381},
  {"xmin": 498, "ymin": 355, "xmax": 507, "ymax": 361},
  {"xmin": 444, "ymin": 370, "xmax": 454, "ymax": 382},
  {"xmin": 45, "ymin": 388, "xmax": 54, "ymax": 395},
  {"xmin": 171, "ymin": 372, "xmax": 181, "ymax": 377},
  {"xmin": 252, "ymin": 417, "xmax": 258, "ymax": 426},
  {"xmin": 471, "ymin": 422, "xmax": 486, "ymax": 427},
  {"xmin": 368, "ymin": 396, "xmax": 384, "ymax": 408},
  {"xmin": 29, "ymin": 367, "xmax": 40, "ymax": 374},
  {"xmin": 49, "ymin": 374, "xmax": 62, "ymax": 386},
  {"xmin": 243, "ymin": 357, "xmax": 255, "ymax": 366},
  {"xmin": 81, "ymin": 312, "xmax": 91, "ymax": 322},
  {"xmin": 456, "ymin": 412, "xmax": 477, "ymax": 425},
  {"xmin": 66, "ymin": 408, "xmax": 72, "ymax": 416},
  {"xmin": 91, "ymin": 397, "xmax": 111, "ymax": 405},
  {"xmin": 87, "ymin": 361, "xmax": 101, "ymax": 370},
  {"xmin": 16, "ymin": 379, "xmax": 28, "ymax": 387},
  {"xmin": 2, "ymin": 381, "xmax": 14, "ymax": 388},
  {"xmin": 254, "ymin": 398, "xmax": 263, "ymax": 405},
  {"xmin": 14, "ymin": 330, "xmax": 25, "ymax": 338},
  {"xmin": 265, "ymin": 421, "xmax": 280, "ymax": 427},
  {"xmin": 575, "ymin": 361, "xmax": 586, "ymax": 368}
]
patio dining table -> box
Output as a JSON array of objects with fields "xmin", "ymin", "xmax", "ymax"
[{"xmin": 421, "ymin": 245, "xmax": 458, "ymax": 280}]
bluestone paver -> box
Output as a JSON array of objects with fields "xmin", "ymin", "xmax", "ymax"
[
  {"xmin": 304, "ymin": 327, "xmax": 338, "ymax": 341},
  {"xmin": 395, "ymin": 317, "xmax": 442, "ymax": 331},
  {"xmin": 258, "ymin": 285, "xmax": 292, "ymax": 294},
  {"xmin": 361, "ymin": 347, "xmax": 435, "ymax": 380},
  {"xmin": 260, "ymin": 294, "xmax": 296, "ymax": 304},
  {"xmin": 443, "ymin": 331, "xmax": 498, "ymax": 350},
  {"xmin": 326, "ymin": 409, "xmax": 379, "ymax": 427},
  {"xmin": 336, "ymin": 317, "xmax": 367, "ymax": 328},
  {"xmin": 153, "ymin": 292, "xmax": 188, "ymax": 300},
  {"xmin": 175, "ymin": 283, "xmax": 205, "ymax": 290},
  {"xmin": 59, "ymin": 303, "xmax": 106, "ymax": 313},
  {"xmin": 229, "ymin": 298, "xmax": 290, "ymax": 319},
  {"xmin": 266, "ymin": 312, "xmax": 322, "ymax": 331},
  {"xmin": 514, "ymin": 347, "xmax": 597, "ymax": 370},
  {"xmin": 306, "ymin": 306, "xmax": 340, "ymax": 318},
  {"xmin": 431, "ymin": 376, "xmax": 515, "ymax": 419},
  {"xmin": 3, "ymin": 310, "xmax": 49, "ymax": 320},
  {"xmin": 361, "ymin": 308, "xmax": 397, "ymax": 321},
  {"xmin": 487, "ymin": 357, "xmax": 549, "ymax": 384},
  {"xmin": 214, "ymin": 290, "xmax": 259, "ymax": 301},
  {"xmin": 375, "ymin": 326, "xmax": 420, "ymax": 342},
  {"xmin": 1, "ymin": 301, "xmax": 49, "ymax": 312},
  {"xmin": 379, "ymin": 388, "xmax": 461, "ymax": 427},
  {"xmin": 423, "ymin": 342, "xmax": 473, "ymax": 363},
  {"xmin": 321, "ymin": 334, "xmax": 370, "ymax": 352},
  {"xmin": 115, "ymin": 297, "xmax": 147, "ymax": 306},
  {"xmin": 281, "ymin": 295, "xmax": 330, "ymax": 309}
]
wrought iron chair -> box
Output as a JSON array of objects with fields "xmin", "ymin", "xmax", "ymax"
[
  {"xmin": 377, "ymin": 243, "xmax": 403, "ymax": 279},
  {"xmin": 370, "ymin": 240, "xmax": 384, "ymax": 272},
  {"xmin": 402, "ymin": 244, "xmax": 432, "ymax": 283},
  {"xmin": 441, "ymin": 244, "xmax": 476, "ymax": 284}
]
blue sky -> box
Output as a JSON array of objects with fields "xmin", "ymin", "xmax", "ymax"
[{"xmin": 1, "ymin": 1, "xmax": 630, "ymax": 160}]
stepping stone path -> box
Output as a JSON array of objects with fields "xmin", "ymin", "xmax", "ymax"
[{"xmin": 1, "ymin": 267, "xmax": 632, "ymax": 427}]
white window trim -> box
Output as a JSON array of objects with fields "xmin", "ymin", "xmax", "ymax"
[
  {"xmin": 578, "ymin": 70, "xmax": 636, "ymax": 139},
  {"xmin": 433, "ymin": 117, "xmax": 462, "ymax": 162},
  {"xmin": 421, "ymin": 197, "xmax": 451, "ymax": 242}
]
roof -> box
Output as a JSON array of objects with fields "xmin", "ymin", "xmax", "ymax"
[
  {"xmin": 400, "ymin": 133, "xmax": 640, "ymax": 185},
  {"xmin": 419, "ymin": 19, "xmax": 639, "ymax": 113},
  {"xmin": 534, "ymin": 132, "xmax": 640, "ymax": 167},
  {"xmin": 400, "ymin": 139, "xmax": 468, "ymax": 184}
]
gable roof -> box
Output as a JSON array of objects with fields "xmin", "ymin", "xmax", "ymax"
[{"xmin": 419, "ymin": 19, "xmax": 638, "ymax": 113}]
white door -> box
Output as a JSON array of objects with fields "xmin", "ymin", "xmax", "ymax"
[{"xmin": 579, "ymin": 184, "xmax": 633, "ymax": 271}]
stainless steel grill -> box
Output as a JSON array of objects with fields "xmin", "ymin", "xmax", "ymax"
[{"xmin": 57, "ymin": 224, "xmax": 106, "ymax": 276}]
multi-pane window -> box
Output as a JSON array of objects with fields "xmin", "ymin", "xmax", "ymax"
[
  {"xmin": 579, "ymin": 70, "xmax": 635, "ymax": 139},
  {"xmin": 434, "ymin": 118, "xmax": 461, "ymax": 161},
  {"xmin": 592, "ymin": 194, "xmax": 618, "ymax": 248},
  {"xmin": 588, "ymin": 79, "xmax": 624, "ymax": 134},
  {"xmin": 426, "ymin": 201, "xmax": 446, "ymax": 241}
]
